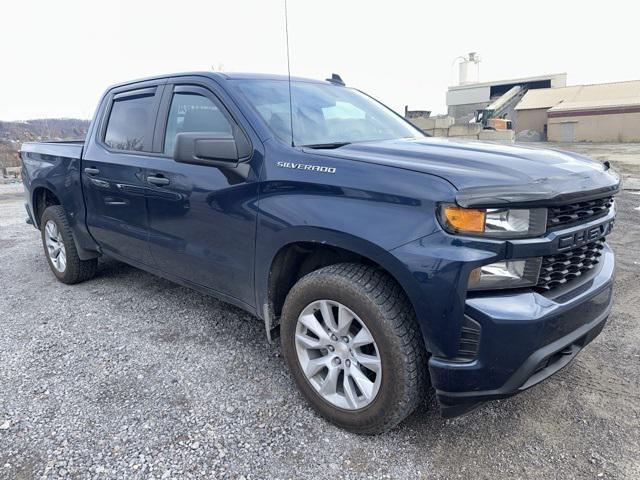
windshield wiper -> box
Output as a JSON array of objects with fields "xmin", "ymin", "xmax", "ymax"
[{"xmin": 301, "ymin": 142, "xmax": 351, "ymax": 149}]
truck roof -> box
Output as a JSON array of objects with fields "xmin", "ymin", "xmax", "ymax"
[{"xmin": 107, "ymin": 71, "xmax": 333, "ymax": 91}]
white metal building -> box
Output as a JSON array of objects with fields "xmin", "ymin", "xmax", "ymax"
[{"xmin": 446, "ymin": 73, "xmax": 567, "ymax": 123}]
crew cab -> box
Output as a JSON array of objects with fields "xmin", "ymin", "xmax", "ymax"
[{"xmin": 20, "ymin": 72, "xmax": 618, "ymax": 434}]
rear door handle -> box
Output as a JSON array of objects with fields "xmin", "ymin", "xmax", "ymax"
[
  {"xmin": 84, "ymin": 167, "xmax": 100, "ymax": 176},
  {"xmin": 147, "ymin": 175, "xmax": 170, "ymax": 186}
]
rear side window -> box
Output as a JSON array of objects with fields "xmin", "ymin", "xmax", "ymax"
[
  {"xmin": 104, "ymin": 93, "xmax": 156, "ymax": 151},
  {"xmin": 164, "ymin": 92, "xmax": 232, "ymax": 155}
]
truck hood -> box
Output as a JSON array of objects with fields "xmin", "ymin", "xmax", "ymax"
[{"xmin": 309, "ymin": 137, "xmax": 620, "ymax": 207}]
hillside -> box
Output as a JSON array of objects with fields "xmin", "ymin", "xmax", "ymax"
[{"xmin": 0, "ymin": 119, "xmax": 90, "ymax": 169}]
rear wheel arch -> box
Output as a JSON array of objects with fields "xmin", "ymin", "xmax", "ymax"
[
  {"xmin": 40, "ymin": 205, "xmax": 98, "ymax": 284},
  {"xmin": 32, "ymin": 186, "xmax": 61, "ymax": 228},
  {"xmin": 31, "ymin": 186, "xmax": 99, "ymax": 260}
]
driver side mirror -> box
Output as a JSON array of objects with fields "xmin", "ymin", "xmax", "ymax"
[{"xmin": 173, "ymin": 126, "xmax": 252, "ymax": 168}]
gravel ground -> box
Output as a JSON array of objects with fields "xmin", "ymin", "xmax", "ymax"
[{"xmin": 1, "ymin": 144, "xmax": 640, "ymax": 479}]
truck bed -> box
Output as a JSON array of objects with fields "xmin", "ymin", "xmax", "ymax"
[
  {"xmin": 20, "ymin": 139, "xmax": 87, "ymax": 241},
  {"xmin": 21, "ymin": 140, "xmax": 85, "ymax": 159}
]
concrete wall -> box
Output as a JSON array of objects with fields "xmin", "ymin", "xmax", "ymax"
[
  {"xmin": 548, "ymin": 112, "xmax": 640, "ymax": 142},
  {"xmin": 478, "ymin": 129, "xmax": 515, "ymax": 141},
  {"xmin": 446, "ymin": 86, "xmax": 491, "ymax": 107},
  {"xmin": 418, "ymin": 121, "xmax": 515, "ymax": 142},
  {"xmin": 411, "ymin": 116, "xmax": 454, "ymax": 130},
  {"xmin": 447, "ymin": 102, "xmax": 487, "ymax": 124},
  {"xmin": 448, "ymin": 123, "xmax": 482, "ymax": 137},
  {"xmin": 516, "ymin": 108, "xmax": 549, "ymax": 135}
]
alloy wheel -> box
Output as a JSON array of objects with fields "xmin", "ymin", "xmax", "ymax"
[
  {"xmin": 294, "ymin": 299, "xmax": 382, "ymax": 410},
  {"xmin": 45, "ymin": 220, "xmax": 67, "ymax": 272}
]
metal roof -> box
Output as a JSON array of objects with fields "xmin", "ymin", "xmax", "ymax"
[
  {"xmin": 516, "ymin": 80, "xmax": 640, "ymax": 111},
  {"xmin": 515, "ymin": 86, "xmax": 581, "ymax": 110},
  {"xmin": 448, "ymin": 73, "xmax": 566, "ymax": 91},
  {"xmin": 549, "ymin": 97, "xmax": 640, "ymax": 113}
]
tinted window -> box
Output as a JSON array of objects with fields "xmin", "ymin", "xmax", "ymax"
[
  {"xmin": 164, "ymin": 93, "xmax": 233, "ymax": 155},
  {"xmin": 104, "ymin": 93, "xmax": 155, "ymax": 151}
]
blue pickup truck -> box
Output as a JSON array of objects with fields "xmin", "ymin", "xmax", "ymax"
[{"xmin": 20, "ymin": 72, "xmax": 618, "ymax": 434}]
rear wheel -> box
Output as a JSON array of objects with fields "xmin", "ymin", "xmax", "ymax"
[
  {"xmin": 281, "ymin": 263, "xmax": 428, "ymax": 434},
  {"xmin": 40, "ymin": 206, "xmax": 97, "ymax": 284}
]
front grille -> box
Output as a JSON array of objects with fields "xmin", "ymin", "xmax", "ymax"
[
  {"xmin": 536, "ymin": 238, "xmax": 605, "ymax": 291},
  {"xmin": 547, "ymin": 196, "xmax": 613, "ymax": 229}
]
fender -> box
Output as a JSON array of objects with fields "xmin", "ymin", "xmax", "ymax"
[
  {"xmin": 254, "ymin": 225, "xmax": 434, "ymax": 348},
  {"xmin": 254, "ymin": 141, "xmax": 459, "ymax": 349},
  {"xmin": 23, "ymin": 152, "xmax": 100, "ymax": 260}
]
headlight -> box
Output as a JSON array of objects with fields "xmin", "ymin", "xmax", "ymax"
[
  {"xmin": 468, "ymin": 258, "xmax": 542, "ymax": 291},
  {"xmin": 438, "ymin": 205, "xmax": 547, "ymax": 238}
]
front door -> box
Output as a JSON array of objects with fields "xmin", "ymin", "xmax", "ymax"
[
  {"xmin": 82, "ymin": 83, "xmax": 163, "ymax": 265},
  {"xmin": 144, "ymin": 83, "xmax": 260, "ymax": 307}
]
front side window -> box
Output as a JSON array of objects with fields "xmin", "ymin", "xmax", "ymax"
[
  {"xmin": 104, "ymin": 93, "xmax": 155, "ymax": 151},
  {"xmin": 164, "ymin": 92, "xmax": 233, "ymax": 155},
  {"xmin": 235, "ymin": 79, "xmax": 423, "ymax": 146}
]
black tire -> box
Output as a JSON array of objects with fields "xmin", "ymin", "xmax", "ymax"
[
  {"xmin": 281, "ymin": 263, "xmax": 429, "ymax": 434},
  {"xmin": 40, "ymin": 205, "xmax": 97, "ymax": 284}
]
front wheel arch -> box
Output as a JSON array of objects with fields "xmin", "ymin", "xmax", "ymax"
[{"xmin": 258, "ymin": 229, "xmax": 430, "ymax": 350}]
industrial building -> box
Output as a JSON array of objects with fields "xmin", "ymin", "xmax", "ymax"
[
  {"xmin": 411, "ymin": 53, "xmax": 640, "ymax": 143},
  {"xmin": 446, "ymin": 70, "xmax": 567, "ymax": 124},
  {"xmin": 516, "ymin": 80, "xmax": 640, "ymax": 142}
]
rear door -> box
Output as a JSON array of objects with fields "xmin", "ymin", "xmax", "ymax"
[
  {"xmin": 143, "ymin": 80, "xmax": 261, "ymax": 307},
  {"xmin": 82, "ymin": 81, "xmax": 164, "ymax": 265}
]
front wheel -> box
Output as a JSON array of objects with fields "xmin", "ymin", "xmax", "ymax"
[
  {"xmin": 281, "ymin": 263, "xmax": 428, "ymax": 434},
  {"xmin": 40, "ymin": 206, "xmax": 97, "ymax": 284}
]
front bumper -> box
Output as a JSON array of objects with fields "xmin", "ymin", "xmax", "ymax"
[{"xmin": 429, "ymin": 246, "xmax": 614, "ymax": 417}]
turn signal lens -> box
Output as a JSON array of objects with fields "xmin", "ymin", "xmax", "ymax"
[
  {"xmin": 441, "ymin": 206, "xmax": 486, "ymax": 234},
  {"xmin": 438, "ymin": 204, "xmax": 547, "ymax": 238}
]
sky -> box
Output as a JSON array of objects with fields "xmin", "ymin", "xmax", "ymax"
[{"xmin": 1, "ymin": 0, "xmax": 638, "ymax": 121}]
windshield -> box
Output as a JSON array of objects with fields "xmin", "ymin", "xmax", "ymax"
[{"xmin": 235, "ymin": 79, "xmax": 424, "ymax": 146}]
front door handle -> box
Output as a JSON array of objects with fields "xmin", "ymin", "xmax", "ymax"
[
  {"xmin": 147, "ymin": 175, "xmax": 170, "ymax": 186},
  {"xmin": 84, "ymin": 167, "xmax": 100, "ymax": 176}
]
